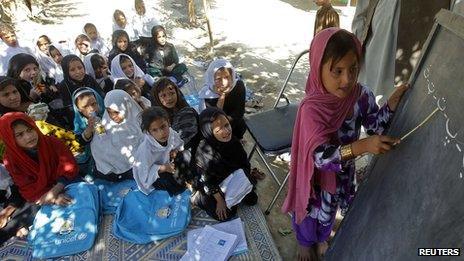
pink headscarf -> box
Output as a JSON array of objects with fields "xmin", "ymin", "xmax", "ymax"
[{"xmin": 282, "ymin": 28, "xmax": 362, "ymax": 224}]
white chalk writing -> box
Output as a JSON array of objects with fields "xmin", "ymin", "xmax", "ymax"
[{"xmin": 423, "ymin": 65, "xmax": 463, "ymax": 179}]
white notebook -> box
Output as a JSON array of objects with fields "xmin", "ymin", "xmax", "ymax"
[
  {"xmin": 180, "ymin": 225, "xmax": 238, "ymax": 261},
  {"xmin": 220, "ymin": 169, "xmax": 253, "ymax": 208},
  {"xmin": 187, "ymin": 218, "xmax": 248, "ymax": 256}
]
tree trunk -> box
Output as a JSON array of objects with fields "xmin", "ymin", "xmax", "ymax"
[
  {"xmin": 187, "ymin": 0, "xmax": 196, "ymax": 25},
  {"xmin": 202, "ymin": 0, "xmax": 214, "ymax": 51}
]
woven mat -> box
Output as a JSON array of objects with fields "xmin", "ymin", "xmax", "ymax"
[{"xmin": 0, "ymin": 205, "xmax": 281, "ymax": 260}]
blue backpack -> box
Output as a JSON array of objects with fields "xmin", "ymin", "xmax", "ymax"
[
  {"xmin": 93, "ymin": 179, "xmax": 137, "ymax": 214},
  {"xmin": 112, "ymin": 189, "xmax": 191, "ymax": 244},
  {"xmin": 28, "ymin": 182, "xmax": 100, "ymax": 259}
]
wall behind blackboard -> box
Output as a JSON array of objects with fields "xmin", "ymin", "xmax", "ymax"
[{"xmin": 326, "ymin": 9, "xmax": 464, "ymax": 261}]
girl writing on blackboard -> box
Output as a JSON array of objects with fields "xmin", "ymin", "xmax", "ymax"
[{"xmin": 282, "ymin": 28, "xmax": 408, "ymax": 261}]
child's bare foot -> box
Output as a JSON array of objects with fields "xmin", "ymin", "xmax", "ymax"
[
  {"xmin": 16, "ymin": 227, "xmax": 29, "ymax": 239},
  {"xmin": 316, "ymin": 241, "xmax": 329, "ymax": 259},
  {"xmin": 251, "ymin": 167, "xmax": 266, "ymax": 180},
  {"xmin": 297, "ymin": 244, "xmax": 313, "ymax": 261}
]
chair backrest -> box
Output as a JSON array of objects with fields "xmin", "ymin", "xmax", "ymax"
[{"xmin": 273, "ymin": 49, "xmax": 309, "ymax": 109}]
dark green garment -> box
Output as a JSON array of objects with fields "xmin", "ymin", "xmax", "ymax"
[{"xmin": 145, "ymin": 42, "xmax": 187, "ymax": 80}]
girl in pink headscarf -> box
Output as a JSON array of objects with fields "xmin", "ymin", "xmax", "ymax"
[{"xmin": 282, "ymin": 28, "xmax": 408, "ymax": 260}]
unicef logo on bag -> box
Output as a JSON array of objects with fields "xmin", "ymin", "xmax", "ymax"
[
  {"xmin": 156, "ymin": 207, "xmax": 171, "ymax": 218},
  {"xmin": 59, "ymin": 218, "xmax": 74, "ymax": 235},
  {"xmin": 77, "ymin": 232, "xmax": 87, "ymax": 240}
]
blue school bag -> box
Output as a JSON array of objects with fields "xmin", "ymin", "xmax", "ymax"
[
  {"xmin": 28, "ymin": 182, "xmax": 100, "ymax": 259},
  {"xmin": 93, "ymin": 179, "xmax": 137, "ymax": 214},
  {"xmin": 112, "ymin": 189, "xmax": 191, "ymax": 244}
]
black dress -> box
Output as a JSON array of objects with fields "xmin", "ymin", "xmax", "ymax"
[
  {"xmin": 57, "ymin": 55, "xmax": 105, "ymax": 129},
  {"xmin": 193, "ymin": 108, "xmax": 257, "ymax": 221},
  {"xmin": 204, "ymin": 80, "xmax": 247, "ymax": 139}
]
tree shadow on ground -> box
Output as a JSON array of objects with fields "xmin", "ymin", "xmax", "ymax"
[
  {"xmin": 28, "ymin": 0, "xmax": 84, "ymax": 25},
  {"xmin": 180, "ymin": 40, "xmax": 309, "ymax": 109},
  {"xmin": 158, "ymin": 0, "xmax": 309, "ymax": 110}
]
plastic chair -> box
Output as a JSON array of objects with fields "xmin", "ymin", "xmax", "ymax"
[{"xmin": 244, "ymin": 49, "xmax": 309, "ymax": 215}]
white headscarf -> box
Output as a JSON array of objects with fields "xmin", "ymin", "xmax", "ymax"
[
  {"xmin": 110, "ymin": 53, "xmax": 154, "ymax": 86},
  {"xmin": 198, "ymin": 58, "xmax": 238, "ymax": 99},
  {"xmin": 83, "ymin": 53, "xmax": 98, "ymax": 79},
  {"xmin": 110, "ymin": 53, "xmax": 145, "ymax": 79},
  {"xmin": 90, "ymin": 90, "xmax": 144, "ymax": 175},
  {"xmin": 47, "ymin": 42, "xmax": 71, "ymax": 83},
  {"xmin": 133, "ymin": 128, "xmax": 183, "ymax": 195},
  {"xmin": 84, "ymin": 53, "xmax": 113, "ymax": 90},
  {"xmin": 82, "ymin": 28, "xmax": 110, "ymax": 57},
  {"xmin": 33, "ymin": 35, "xmax": 59, "ymax": 81}
]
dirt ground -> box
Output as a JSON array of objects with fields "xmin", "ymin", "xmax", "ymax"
[{"xmin": 5, "ymin": 0, "xmax": 356, "ymax": 259}]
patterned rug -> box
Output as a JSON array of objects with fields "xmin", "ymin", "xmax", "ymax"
[{"xmin": 0, "ymin": 205, "xmax": 281, "ymax": 261}]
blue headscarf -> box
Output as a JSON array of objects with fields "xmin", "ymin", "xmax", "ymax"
[
  {"xmin": 72, "ymin": 87, "xmax": 105, "ymax": 135},
  {"xmin": 71, "ymin": 87, "xmax": 105, "ymax": 165}
]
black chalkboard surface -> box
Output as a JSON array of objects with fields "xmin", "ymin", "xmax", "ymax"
[{"xmin": 326, "ymin": 9, "xmax": 464, "ymax": 261}]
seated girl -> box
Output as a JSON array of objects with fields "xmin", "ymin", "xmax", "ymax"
[
  {"xmin": 5, "ymin": 54, "xmax": 70, "ymax": 126},
  {"xmin": 6, "ymin": 53, "xmax": 58, "ymax": 106},
  {"xmin": 90, "ymin": 90, "xmax": 144, "ymax": 181},
  {"xmin": 114, "ymin": 78, "xmax": 151, "ymax": 109},
  {"xmin": 193, "ymin": 107, "xmax": 258, "ymax": 221},
  {"xmin": 57, "ymin": 54, "xmax": 105, "ymax": 128},
  {"xmin": 108, "ymin": 30, "xmax": 146, "ymax": 72},
  {"xmin": 110, "ymin": 53, "xmax": 154, "ymax": 102},
  {"xmin": 112, "ymin": 10, "xmax": 136, "ymax": 41},
  {"xmin": 83, "ymin": 53, "xmax": 114, "ymax": 94},
  {"xmin": 33, "ymin": 34, "xmax": 63, "ymax": 84},
  {"xmin": 48, "ymin": 44, "xmax": 69, "ymax": 83},
  {"xmin": 0, "ymin": 164, "xmax": 39, "ymax": 245},
  {"xmin": 133, "ymin": 106, "xmax": 193, "ymax": 196},
  {"xmin": 0, "ymin": 113, "xmax": 78, "ymax": 237},
  {"xmin": 74, "ymin": 34, "xmax": 96, "ymax": 60},
  {"xmin": 152, "ymin": 77, "xmax": 199, "ymax": 150},
  {"xmin": 70, "ymin": 87, "xmax": 105, "ymax": 176},
  {"xmin": 0, "ymin": 76, "xmax": 83, "ymax": 155},
  {"xmin": 0, "ymin": 76, "xmax": 32, "ymax": 116},
  {"xmin": 48, "ymin": 43, "xmax": 69, "ymax": 66},
  {"xmin": 144, "ymin": 25, "xmax": 188, "ymax": 84},
  {"xmin": 198, "ymin": 59, "xmax": 246, "ymax": 140},
  {"xmin": 83, "ymin": 23, "xmax": 110, "ymax": 57}
]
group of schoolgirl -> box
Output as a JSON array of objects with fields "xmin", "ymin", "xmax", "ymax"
[{"xmin": 0, "ymin": 2, "xmax": 264, "ymax": 258}]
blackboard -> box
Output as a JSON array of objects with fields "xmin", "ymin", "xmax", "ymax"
[{"xmin": 326, "ymin": 9, "xmax": 464, "ymax": 261}]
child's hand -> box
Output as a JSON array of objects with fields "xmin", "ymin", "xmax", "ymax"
[
  {"xmin": 134, "ymin": 77, "xmax": 146, "ymax": 88},
  {"xmin": 160, "ymin": 163, "xmax": 176, "ymax": 174},
  {"xmin": 387, "ymin": 84, "xmax": 409, "ymax": 112},
  {"xmin": 0, "ymin": 214, "xmax": 9, "ymax": 229},
  {"xmin": 49, "ymin": 85, "xmax": 58, "ymax": 92},
  {"xmin": 54, "ymin": 193, "xmax": 73, "ymax": 206},
  {"xmin": 166, "ymin": 64, "xmax": 176, "ymax": 72},
  {"xmin": 354, "ymin": 135, "xmax": 400, "ymax": 155},
  {"xmin": 36, "ymin": 183, "xmax": 64, "ymax": 205},
  {"xmin": 83, "ymin": 117, "xmax": 96, "ymax": 139},
  {"xmin": 0, "ymin": 205, "xmax": 16, "ymax": 229},
  {"xmin": 214, "ymin": 193, "xmax": 228, "ymax": 220},
  {"xmin": 169, "ymin": 150, "xmax": 178, "ymax": 160}
]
